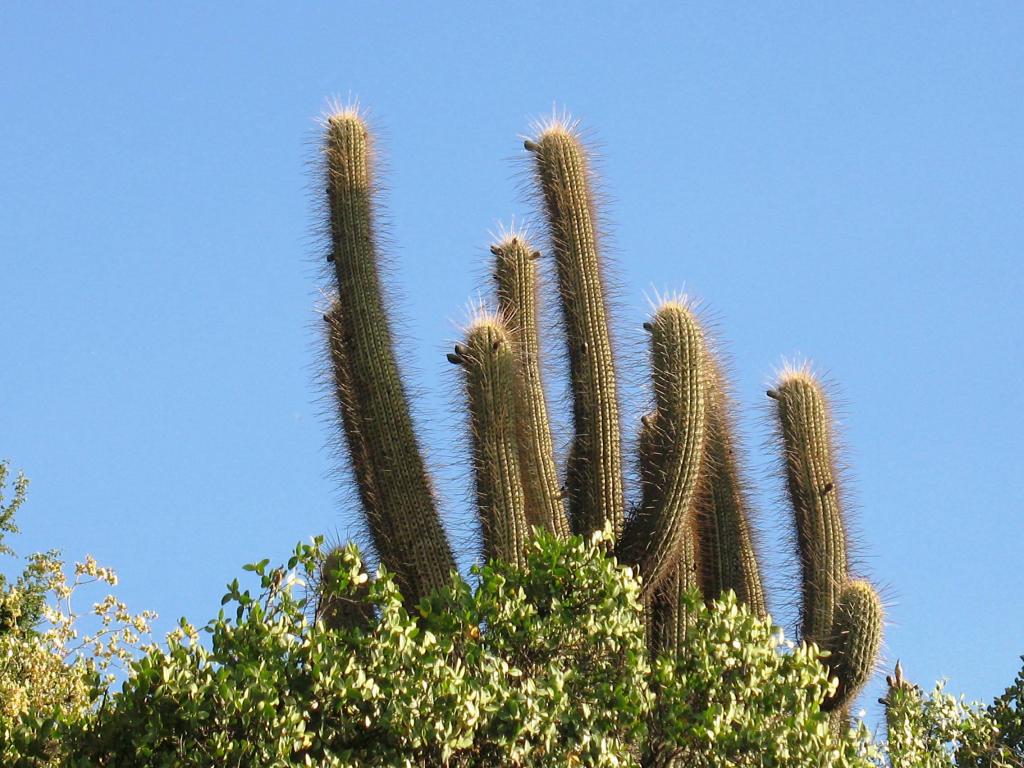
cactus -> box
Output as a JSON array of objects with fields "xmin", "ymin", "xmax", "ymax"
[
  {"xmin": 768, "ymin": 369, "xmax": 883, "ymax": 715},
  {"xmin": 452, "ymin": 317, "xmax": 532, "ymax": 568},
  {"xmin": 322, "ymin": 111, "xmax": 454, "ymax": 603},
  {"xmin": 316, "ymin": 106, "xmax": 883, "ymax": 737},
  {"xmin": 769, "ymin": 369, "xmax": 849, "ymax": 644},
  {"xmin": 525, "ymin": 124, "xmax": 625, "ymax": 540},
  {"xmin": 491, "ymin": 235, "xmax": 567, "ymax": 539},
  {"xmin": 617, "ymin": 301, "xmax": 708, "ymax": 596},
  {"xmin": 648, "ymin": 545, "xmax": 702, "ymax": 657},
  {"xmin": 698, "ymin": 355, "xmax": 766, "ymax": 616},
  {"xmin": 824, "ymin": 579, "xmax": 885, "ymax": 712}
]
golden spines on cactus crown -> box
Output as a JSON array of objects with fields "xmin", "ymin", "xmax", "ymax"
[
  {"xmin": 698, "ymin": 354, "xmax": 765, "ymax": 617},
  {"xmin": 323, "ymin": 110, "xmax": 454, "ymax": 602},
  {"xmin": 490, "ymin": 234, "xmax": 568, "ymax": 540},
  {"xmin": 525, "ymin": 123, "xmax": 624, "ymax": 540},
  {"xmin": 618, "ymin": 300, "xmax": 708, "ymax": 598},
  {"xmin": 451, "ymin": 317, "xmax": 531, "ymax": 569},
  {"xmin": 769, "ymin": 368, "xmax": 848, "ymax": 645}
]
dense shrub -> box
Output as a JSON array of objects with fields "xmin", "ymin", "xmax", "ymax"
[{"xmin": 1, "ymin": 467, "xmax": 1020, "ymax": 766}]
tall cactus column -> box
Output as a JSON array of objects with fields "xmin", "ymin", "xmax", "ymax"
[
  {"xmin": 526, "ymin": 125, "xmax": 625, "ymax": 539},
  {"xmin": 771, "ymin": 371, "xmax": 849, "ymax": 645},
  {"xmin": 323, "ymin": 111, "xmax": 454, "ymax": 602},
  {"xmin": 450, "ymin": 318, "xmax": 532, "ymax": 568},
  {"xmin": 769, "ymin": 370, "xmax": 882, "ymax": 714},
  {"xmin": 491, "ymin": 235, "xmax": 568, "ymax": 539},
  {"xmin": 698, "ymin": 358, "xmax": 765, "ymax": 617},
  {"xmin": 618, "ymin": 301, "xmax": 708, "ymax": 596}
]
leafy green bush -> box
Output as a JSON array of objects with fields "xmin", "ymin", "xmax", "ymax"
[
  {"xmin": 2, "ymin": 465, "xmax": 1021, "ymax": 766},
  {"xmin": 649, "ymin": 592, "xmax": 874, "ymax": 767},
  {"xmin": 991, "ymin": 661, "xmax": 1024, "ymax": 762},
  {"xmin": 883, "ymin": 670, "xmax": 1019, "ymax": 768},
  {"xmin": 8, "ymin": 530, "xmax": 873, "ymax": 767},
  {"xmin": 1, "ymin": 463, "xmax": 154, "ymax": 766},
  {"xmin": 62, "ymin": 530, "xmax": 650, "ymax": 766}
]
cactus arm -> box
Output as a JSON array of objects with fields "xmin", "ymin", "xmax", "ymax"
[
  {"xmin": 453, "ymin": 318, "xmax": 531, "ymax": 568},
  {"xmin": 617, "ymin": 302, "xmax": 708, "ymax": 596},
  {"xmin": 637, "ymin": 413, "xmax": 667, "ymax": 657},
  {"xmin": 526, "ymin": 124, "xmax": 625, "ymax": 539},
  {"xmin": 771, "ymin": 371, "xmax": 881, "ymax": 718},
  {"xmin": 698, "ymin": 357, "xmax": 765, "ymax": 617},
  {"xmin": 822, "ymin": 579, "xmax": 884, "ymax": 713},
  {"xmin": 323, "ymin": 111, "xmax": 454, "ymax": 602},
  {"xmin": 769, "ymin": 370, "xmax": 848, "ymax": 645},
  {"xmin": 491, "ymin": 235, "xmax": 568, "ymax": 539}
]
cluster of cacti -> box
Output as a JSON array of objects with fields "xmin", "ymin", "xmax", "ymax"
[{"xmin": 317, "ymin": 107, "xmax": 883, "ymax": 731}]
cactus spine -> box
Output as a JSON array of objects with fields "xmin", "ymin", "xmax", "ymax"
[
  {"xmin": 323, "ymin": 111, "xmax": 454, "ymax": 602},
  {"xmin": 454, "ymin": 318, "xmax": 532, "ymax": 568},
  {"xmin": 526, "ymin": 125, "xmax": 625, "ymax": 539},
  {"xmin": 491, "ymin": 235, "xmax": 567, "ymax": 539}
]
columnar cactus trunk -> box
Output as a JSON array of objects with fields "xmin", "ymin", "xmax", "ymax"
[
  {"xmin": 322, "ymin": 111, "xmax": 454, "ymax": 603},
  {"xmin": 697, "ymin": 357, "xmax": 766, "ymax": 617},
  {"xmin": 525, "ymin": 125, "xmax": 625, "ymax": 540},
  {"xmin": 769, "ymin": 370, "xmax": 883, "ymax": 715},
  {"xmin": 491, "ymin": 234, "xmax": 568, "ymax": 540},
  {"xmin": 453, "ymin": 317, "xmax": 532, "ymax": 568},
  {"xmin": 617, "ymin": 301, "xmax": 708, "ymax": 597},
  {"xmin": 648, "ymin": 544, "xmax": 702, "ymax": 656},
  {"xmin": 770, "ymin": 370, "xmax": 849, "ymax": 644}
]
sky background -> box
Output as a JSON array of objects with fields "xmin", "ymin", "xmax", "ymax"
[{"xmin": 2, "ymin": 3, "xmax": 1022, "ymax": 726}]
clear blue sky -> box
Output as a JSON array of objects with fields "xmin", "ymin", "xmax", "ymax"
[{"xmin": 3, "ymin": 3, "xmax": 1021, "ymax": 721}]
